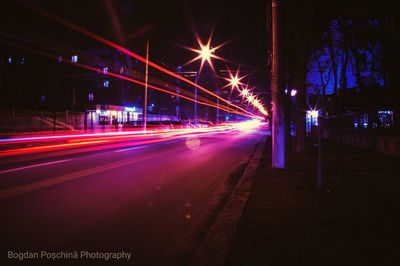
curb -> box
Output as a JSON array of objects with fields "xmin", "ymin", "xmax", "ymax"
[{"xmin": 190, "ymin": 135, "xmax": 267, "ymax": 266}]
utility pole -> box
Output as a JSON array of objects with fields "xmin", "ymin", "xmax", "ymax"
[
  {"xmin": 271, "ymin": 0, "xmax": 285, "ymax": 168},
  {"xmin": 176, "ymin": 66, "xmax": 182, "ymax": 120},
  {"xmin": 143, "ymin": 38, "xmax": 149, "ymax": 132},
  {"xmin": 194, "ymin": 72, "xmax": 198, "ymax": 125}
]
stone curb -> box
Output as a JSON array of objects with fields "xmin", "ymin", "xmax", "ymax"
[{"xmin": 190, "ymin": 135, "xmax": 267, "ymax": 266}]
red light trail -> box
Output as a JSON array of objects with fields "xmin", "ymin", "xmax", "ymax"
[
  {"xmin": 1, "ymin": 34, "xmax": 261, "ymax": 120},
  {"xmin": 14, "ymin": 0, "xmax": 262, "ymax": 118}
]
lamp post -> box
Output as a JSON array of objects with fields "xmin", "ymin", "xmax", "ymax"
[
  {"xmin": 185, "ymin": 34, "xmax": 223, "ymax": 124},
  {"xmin": 143, "ymin": 38, "xmax": 149, "ymax": 132},
  {"xmin": 194, "ymin": 72, "xmax": 198, "ymax": 125}
]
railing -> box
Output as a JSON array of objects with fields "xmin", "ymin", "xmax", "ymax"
[
  {"xmin": 0, "ymin": 109, "xmax": 85, "ymax": 136},
  {"xmin": 323, "ymin": 128, "xmax": 400, "ymax": 157}
]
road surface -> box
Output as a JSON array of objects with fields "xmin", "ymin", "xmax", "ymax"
[{"xmin": 0, "ymin": 128, "xmax": 266, "ymax": 265}]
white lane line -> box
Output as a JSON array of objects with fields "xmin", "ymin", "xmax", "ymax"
[
  {"xmin": 114, "ymin": 145, "xmax": 149, "ymax": 153},
  {"xmin": 0, "ymin": 159, "xmax": 71, "ymax": 174}
]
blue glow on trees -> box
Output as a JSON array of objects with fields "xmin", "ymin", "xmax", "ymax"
[{"xmin": 307, "ymin": 19, "xmax": 385, "ymax": 95}]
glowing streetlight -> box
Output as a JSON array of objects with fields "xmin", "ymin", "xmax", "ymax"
[
  {"xmin": 184, "ymin": 34, "xmax": 224, "ymax": 73},
  {"xmin": 240, "ymin": 87, "xmax": 250, "ymax": 97},
  {"xmin": 225, "ymin": 72, "xmax": 244, "ymax": 91}
]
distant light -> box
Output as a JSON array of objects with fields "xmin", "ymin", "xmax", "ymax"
[
  {"xmin": 307, "ymin": 109, "xmax": 319, "ymax": 126},
  {"xmin": 8, "ymin": 58, "xmax": 12, "ymax": 64},
  {"xmin": 235, "ymin": 119, "xmax": 261, "ymax": 131},
  {"xmin": 307, "ymin": 110, "xmax": 319, "ymax": 119},
  {"xmin": 88, "ymin": 93, "xmax": 94, "ymax": 101},
  {"xmin": 247, "ymin": 95, "xmax": 255, "ymax": 104},
  {"xmin": 240, "ymin": 88, "xmax": 250, "ymax": 97},
  {"xmin": 290, "ymin": 89, "xmax": 297, "ymax": 96},
  {"xmin": 226, "ymin": 72, "xmax": 243, "ymax": 90},
  {"xmin": 58, "ymin": 56, "xmax": 63, "ymax": 63},
  {"xmin": 284, "ymin": 89, "xmax": 288, "ymax": 94},
  {"xmin": 71, "ymin": 55, "xmax": 78, "ymax": 63},
  {"xmin": 103, "ymin": 67, "xmax": 108, "ymax": 75},
  {"xmin": 103, "ymin": 80, "xmax": 109, "ymax": 88},
  {"xmin": 125, "ymin": 107, "xmax": 136, "ymax": 112}
]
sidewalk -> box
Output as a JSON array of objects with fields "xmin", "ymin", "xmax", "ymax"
[{"xmin": 225, "ymin": 139, "xmax": 400, "ymax": 266}]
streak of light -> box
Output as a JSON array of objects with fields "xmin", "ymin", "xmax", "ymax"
[
  {"xmin": 0, "ymin": 140, "xmax": 108, "ymax": 157},
  {"xmin": 104, "ymin": 0, "xmax": 126, "ymax": 45},
  {"xmin": 113, "ymin": 145, "xmax": 149, "ymax": 153},
  {"xmin": 233, "ymin": 119, "xmax": 262, "ymax": 131},
  {"xmin": 14, "ymin": 0, "xmax": 258, "ymax": 118},
  {"xmin": 0, "ymin": 126, "xmax": 237, "ymax": 158},
  {"xmin": 0, "ymin": 38, "xmax": 256, "ymax": 119},
  {"xmin": 0, "ymin": 159, "xmax": 71, "ymax": 174}
]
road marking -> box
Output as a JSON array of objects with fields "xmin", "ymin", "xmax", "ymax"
[
  {"xmin": 0, "ymin": 152, "xmax": 163, "ymax": 200},
  {"xmin": 114, "ymin": 145, "xmax": 149, "ymax": 153},
  {"xmin": 0, "ymin": 159, "xmax": 71, "ymax": 174}
]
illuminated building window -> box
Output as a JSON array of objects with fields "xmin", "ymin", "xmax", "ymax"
[
  {"xmin": 71, "ymin": 55, "xmax": 78, "ymax": 63},
  {"xmin": 103, "ymin": 67, "xmax": 108, "ymax": 75},
  {"xmin": 88, "ymin": 93, "xmax": 94, "ymax": 101},
  {"xmin": 306, "ymin": 110, "xmax": 319, "ymax": 134},
  {"xmin": 119, "ymin": 67, "xmax": 124, "ymax": 74},
  {"xmin": 8, "ymin": 57, "xmax": 12, "ymax": 64},
  {"xmin": 378, "ymin": 110, "xmax": 394, "ymax": 128},
  {"xmin": 103, "ymin": 80, "xmax": 109, "ymax": 88},
  {"xmin": 20, "ymin": 58, "xmax": 25, "ymax": 64}
]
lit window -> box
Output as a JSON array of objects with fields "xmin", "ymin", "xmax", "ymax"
[
  {"xmin": 103, "ymin": 80, "xmax": 109, "ymax": 88},
  {"xmin": 8, "ymin": 57, "xmax": 12, "ymax": 64},
  {"xmin": 119, "ymin": 67, "xmax": 124, "ymax": 74},
  {"xmin": 71, "ymin": 55, "xmax": 78, "ymax": 63},
  {"xmin": 20, "ymin": 58, "xmax": 25, "ymax": 64},
  {"xmin": 88, "ymin": 93, "xmax": 94, "ymax": 101},
  {"xmin": 103, "ymin": 67, "xmax": 108, "ymax": 75}
]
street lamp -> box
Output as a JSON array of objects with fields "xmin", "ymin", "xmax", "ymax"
[
  {"xmin": 225, "ymin": 72, "xmax": 244, "ymax": 91},
  {"xmin": 185, "ymin": 34, "xmax": 224, "ymax": 124},
  {"xmin": 185, "ymin": 34, "xmax": 224, "ymax": 74}
]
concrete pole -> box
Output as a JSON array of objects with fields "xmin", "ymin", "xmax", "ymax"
[
  {"xmin": 271, "ymin": 0, "xmax": 285, "ymax": 168},
  {"xmin": 143, "ymin": 38, "xmax": 149, "ymax": 132},
  {"xmin": 194, "ymin": 72, "xmax": 198, "ymax": 125},
  {"xmin": 176, "ymin": 66, "xmax": 181, "ymax": 120}
]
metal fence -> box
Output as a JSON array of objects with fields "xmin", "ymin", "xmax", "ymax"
[{"xmin": 0, "ymin": 109, "xmax": 85, "ymax": 135}]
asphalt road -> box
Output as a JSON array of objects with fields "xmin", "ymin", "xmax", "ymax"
[{"xmin": 0, "ymin": 129, "xmax": 265, "ymax": 265}]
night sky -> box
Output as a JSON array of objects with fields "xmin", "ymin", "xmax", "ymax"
[
  {"xmin": 2, "ymin": 0, "xmax": 396, "ymax": 91},
  {"xmin": 3, "ymin": 0, "xmax": 268, "ymax": 82}
]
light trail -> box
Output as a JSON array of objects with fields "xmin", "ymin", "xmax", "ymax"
[
  {"xmin": 0, "ymin": 159, "xmax": 71, "ymax": 174},
  {"xmin": 0, "ymin": 120, "xmax": 257, "ymax": 158},
  {"xmin": 0, "ymin": 37, "xmax": 257, "ymax": 119},
  {"xmin": 0, "ymin": 126, "xmax": 234, "ymax": 158},
  {"xmin": 14, "ymin": 0, "xmax": 261, "ymax": 118}
]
